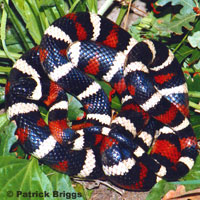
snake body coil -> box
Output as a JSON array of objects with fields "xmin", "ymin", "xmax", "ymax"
[{"xmin": 5, "ymin": 12, "xmax": 197, "ymax": 191}]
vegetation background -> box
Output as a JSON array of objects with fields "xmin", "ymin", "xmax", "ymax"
[{"xmin": 0, "ymin": 0, "xmax": 200, "ymax": 199}]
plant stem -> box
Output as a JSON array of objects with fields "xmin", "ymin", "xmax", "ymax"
[
  {"xmin": 173, "ymin": 32, "xmax": 189, "ymax": 54},
  {"xmin": 69, "ymin": 0, "xmax": 81, "ymax": 13},
  {"xmin": 189, "ymin": 101, "xmax": 200, "ymax": 110},
  {"xmin": 54, "ymin": 0, "xmax": 65, "ymax": 16},
  {"xmin": 0, "ymin": 50, "xmax": 21, "ymax": 60},
  {"xmin": 189, "ymin": 91, "xmax": 200, "ymax": 98},
  {"xmin": 182, "ymin": 67, "xmax": 196, "ymax": 73},
  {"xmin": 98, "ymin": 0, "xmax": 114, "ymax": 15},
  {"xmin": 0, "ymin": 66, "xmax": 11, "ymax": 74},
  {"xmin": 116, "ymin": 6, "xmax": 127, "ymax": 25}
]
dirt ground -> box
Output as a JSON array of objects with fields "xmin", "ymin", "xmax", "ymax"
[
  {"xmin": 76, "ymin": 179, "xmax": 149, "ymax": 200},
  {"xmin": 90, "ymin": 184, "xmax": 149, "ymax": 200}
]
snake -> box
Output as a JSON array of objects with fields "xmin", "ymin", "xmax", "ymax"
[{"xmin": 5, "ymin": 12, "xmax": 198, "ymax": 191}]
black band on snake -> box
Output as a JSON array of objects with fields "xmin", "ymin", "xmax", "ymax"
[{"xmin": 5, "ymin": 12, "xmax": 197, "ymax": 191}]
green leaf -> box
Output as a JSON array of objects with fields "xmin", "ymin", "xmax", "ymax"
[
  {"xmin": 0, "ymin": 157, "xmax": 53, "ymax": 200},
  {"xmin": 69, "ymin": 0, "xmax": 87, "ymax": 13},
  {"xmin": 188, "ymin": 31, "xmax": 200, "ymax": 49},
  {"xmin": 0, "ymin": 119, "xmax": 17, "ymax": 156},
  {"xmin": 51, "ymin": 0, "xmax": 66, "ymax": 17},
  {"xmin": 129, "ymin": 24, "xmax": 143, "ymax": 42},
  {"xmin": 11, "ymin": 0, "xmax": 45, "ymax": 44},
  {"xmin": 157, "ymin": 0, "xmax": 196, "ymax": 15},
  {"xmin": 185, "ymin": 73, "xmax": 200, "ymax": 101},
  {"xmin": 164, "ymin": 14, "xmax": 196, "ymax": 35},
  {"xmin": 74, "ymin": 183, "xmax": 93, "ymax": 200},
  {"xmin": 173, "ymin": 42, "xmax": 200, "ymax": 65},
  {"xmin": 1, "ymin": 0, "xmax": 16, "ymax": 62},
  {"xmin": 173, "ymin": 44, "xmax": 193, "ymax": 63},
  {"xmin": 0, "ymin": 86, "xmax": 5, "ymax": 103},
  {"xmin": 0, "ymin": 23, "xmax": 33, "ymax": 55},
  {"xmin": 188, "ymin": 48, "xmax": 200, "ymax": 67},
  {"xmin": 40, "ymin": 165, "xmax": 84, "ymax": 200},
  {"xmin": 2, "ymin": 0, "xmax": 30, "ymax": 51},
  {"xmin": 146, "ymin": 180, "xmax": 176, "ymax": 200},
  {"xmin": 129, "ymin": 12, "xmax": 172, "ymax": 39},
  {"xmin": 190, "ymin": 113, "xmax": 200, "ymax": 139},
  {"xmin": 38, "ymin": 0, "xmax": 65, "ymax": 25},
  {"xmin": 49, "ymin": 173, "xmax": 83, "ymax": 200},
  {"xmin": 67, "ymin": 94, "xmax": 84, "ymax": 121},
  {"xmin": 194, "ymin": 60, "xmax": 200, "ymax": 70},
  {"xmin": 86, "ymin": 0, "xmax": 97, "ymax": 13},
  {"xmin": 0, "ymin": 113, "xmax": 9, "ymax": 129}
]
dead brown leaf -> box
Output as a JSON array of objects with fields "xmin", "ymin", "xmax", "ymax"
[{"xmin": 162, "ymin": 185, "xmax": 200, "ymax": 200}]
